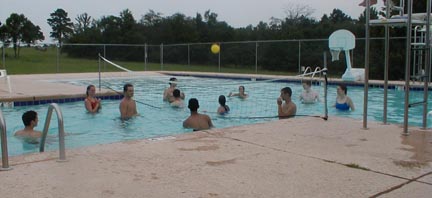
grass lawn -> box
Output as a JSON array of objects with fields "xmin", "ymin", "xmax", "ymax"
[{"xmin": 0, "ymin": 46, "xmax": 303, "ymax": 76}]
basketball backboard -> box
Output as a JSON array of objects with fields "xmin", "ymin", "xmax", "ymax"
[{"xmin": 329, "ymin": 29, "xmax": 355, "ymax": 50}]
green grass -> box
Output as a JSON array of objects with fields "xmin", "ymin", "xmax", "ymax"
[{"xmin": 0, "ymin": 46, "xmax": 300, "ymax": 76}]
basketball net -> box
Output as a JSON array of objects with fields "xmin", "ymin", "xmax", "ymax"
[{"xmin": 330, "ymin": 49, "xmax": 341, "ymax": 61}]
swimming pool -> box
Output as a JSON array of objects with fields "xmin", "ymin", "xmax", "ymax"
[{"xmin": 2, "ymin": 75, "xmax": 431, "ymax": 156}]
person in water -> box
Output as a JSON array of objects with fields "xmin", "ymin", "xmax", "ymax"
[
  {"xmin": 277, "ymin": 87, "xmax": 297, "ymax": 118},
  {"xmin": 163, "ymin": 77, "xmax": 185, "ymax": 102},
  {"xmin": 228, "ymin": 85, "xmax": 248, "ymax": 99},
  {"xmin": 84, "ymin": 85, "xmax": 101, "ymax": 113},
  {"xmin": 299, "ymin": 81, "xmax": 319, "ymax": 104},
  {"xmin": 217, "ymin": 95, "xmax": 230, "ymax": 115},
  {"xmin": 335, "ymin": 84, "xmax": 355, "ymax": 111},
  {"xmin": 119, "ymin": 83, "xmax": 138, "ymax": 119},
  {"xmin": 183, "ymin": 98, "xmax": 214, "ymax": 131},
  {"xmin": 14, "ymin": 110, "xmax": 42, "ymax": 143},
  {"xmin": 170, "ymin": 89, "xmax": 184, "ymax": 108}
]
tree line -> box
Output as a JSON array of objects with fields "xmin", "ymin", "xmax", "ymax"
[{"xmin": 0, "ymin": 2, "xmax": 428, "ymax": 80}]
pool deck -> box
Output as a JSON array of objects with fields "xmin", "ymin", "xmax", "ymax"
[{"xmin": 0, "ymin": 72, "xmax": 431, "ymax": 197}]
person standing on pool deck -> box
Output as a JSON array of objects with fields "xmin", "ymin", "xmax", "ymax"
[
  {"xmin": 183, "ymin": 98, "xmax": 214, "ymax": 131},
  {"xmin": 85, "ymin": 85, "xmax": 101, "ymax": 113},
  {"xmin": 163, "ymin": 77, "xmax": 185, "ymax": 102},
  {"xmin": 335, "ymin": 84, "xmax": 355, "ymax": 111},
  {"xmin": 120, "ymin": 83, "xmax": 138, "ymax": 119},
  {"xmin": 277, "ymin": 87, "xmax": 297, "ymax": 118}
]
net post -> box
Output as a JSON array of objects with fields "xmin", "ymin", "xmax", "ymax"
[{"xmin": 98, "ymin": 53, "xmax": 101, "ymax": 91}]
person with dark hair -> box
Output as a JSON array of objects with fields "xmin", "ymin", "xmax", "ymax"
[
  {"xmin": 277, "ymin": 87, "xmax": 297, "ymax": 118},
  {"xmin": 14, "ymin": 110, "xmax": 42, "ymax": 141},
  {"xmin": 170, "ymin": 89, "xmax": 184, "ymax": 108},
  {"xmin": 163, "ymin": 77, "xmax": 185, "ymax": 102},
  {"xmin": 183, "ymin": 98, "xmax": 213, "ymax": 131},
  {"xmin": 120, "ymin": 83, "xmax": 138, "ymax": 119},
  {"xmin": 84, "ymin": 84, "xmax": 101, "ymax": 113},
  {"xmin": 217, "ymin": 95, "xmax": 230, "ymax": 115},
  {"xmin": 228, "ymin": 85, "xmax": 248, "ymax": 99},
  {"xmin": 335, "ymin": 84, "xmax": 355, "ymax": 111},
  {"xmin": 299, "ymin": 81, "xmax": 319, "ymax": 104}
]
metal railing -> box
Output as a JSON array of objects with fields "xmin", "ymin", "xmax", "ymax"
[
  {"xmin": 39, "ymin": 103, "xmax": 66, "ymax": 161},
  {"xmin": 0, "ymin": 109, "xmax": 12, "ymax": 171}
]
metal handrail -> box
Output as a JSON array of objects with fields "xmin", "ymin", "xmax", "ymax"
[
  {"xmin": 39, "ymin": 103, "xmax": 66, "ymax": 161},
  {"xmin": 0, "ymin": 109, "xmax": 12, "ymax": 171}
]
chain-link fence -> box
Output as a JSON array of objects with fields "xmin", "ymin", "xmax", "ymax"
[{"xmin": 1, "ymin": 37, "xmax": 408, "ymax": 79}]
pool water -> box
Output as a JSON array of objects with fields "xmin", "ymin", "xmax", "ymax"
[{"xmin": 2, "ymin": 75, "xmax": 431, "ymax": 156}]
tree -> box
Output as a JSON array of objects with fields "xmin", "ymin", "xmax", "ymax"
[
  {"xmin": 47, "ymin": 8, "xmax": 73, "ymax": 47},
  {"xmin": 5, "ymin": 13, "xmax": 27, "ymax": 57},
  {"xmin": 74, "ymin": 13, "xmax": 92, "ymax": 34},
  {"xmin": 21, "ymin": 20, "xmax": 44, "ymax": 46},
  {"xmin": 283, "ymin": 3, "xmax": 315, "ymax": 22}
]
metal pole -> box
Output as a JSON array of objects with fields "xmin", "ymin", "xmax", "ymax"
[
  {"xmin": 98, "ymin": 54, "xmax": 101, "ymax": 91},
  {"xmin": 2, "ymin": 43, "xmax": 5, "ymax": 69},
  {"xmin": 144, "ymin": 43, "xmax": 147, "ymax": 71},
  {"xmin": 363, "ymin": 0, "xmax": 371, "ymax": 129},
  {"xmin": 298, "ymin": 41, "xmax": 301, "ymax": 74},
  {"xmin": 103, "ymin": 45, "xmax": 106, "ymax": 71},
  {"xmin": 160, "ymin": 43, "xmax": 164, "ymax": 71},
  {"xmin": 218, "ymin": 43, "xmax": 221, "ymax": 72},
  {"xmin": 188, "ymin": 44, "xmax": 190, "ymax": 66},
  {"xmin": 56, "ymin": 43, "xmax": 60, "ymax": 73},
  {"xmin": 383, "ymin": 0, "xmax": 390, "ymax": 124},
  {"xmin": 403, "ymin": 0, "xmax": 413, "ymax": 135},
  {"xmin": 422, "ymin": 0, "xmax": 431, "ymax": 129},
  {"xmin": 0, "ymin": 110, "xmax": 12, "ymax": 171},
  {"xmin": 255, "ymin": 42, "xmax": 258, "ymax": 74}
]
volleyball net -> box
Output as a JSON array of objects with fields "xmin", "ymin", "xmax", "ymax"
[{"xmin": 98, "ymin": 55, "xmax": 328, "ymax": 120}]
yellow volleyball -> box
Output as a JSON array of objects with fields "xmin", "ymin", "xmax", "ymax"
[{"xmin": 211, "ymin": 43, "xmax": 220, "ymax": 54}]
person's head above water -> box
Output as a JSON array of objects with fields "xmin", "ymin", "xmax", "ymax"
[
  {"xmin": 218, "ymin": 95, "xmax": 226, "ymax": 106},
  {"xmin": 22, "ymin": 110, "xmax": 37, "ymax": 127},
  {"xmin": 188, "ymin": 98, "xmax": 199, "ymax": 112},
  {"xmin": 86, "ymin": 85, "xmax": 96, "ymax": 96},
  {"xmin": 173, "ymin": 89, "xmax": 181, "ymax": 98},
  {"xmin": 169, "ymin": 77, "xmax": 177, "ymax": 86}
]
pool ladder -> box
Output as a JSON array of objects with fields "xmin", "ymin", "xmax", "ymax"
[
  {"xmin": 0, "ymin": 109, "xmax": 12, "ymax": 171},
  {"xmin": 1, "ymin": 103, "xmax": 67, "ymax": 171},
  {"xmin": 40, "ymin": 103, "xmax": 67, "ymax": 162}
]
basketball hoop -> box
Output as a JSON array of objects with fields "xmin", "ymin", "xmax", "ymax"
[{"xmin": 330, "ymin": 49, "xmax": 341, "ymax": 61}]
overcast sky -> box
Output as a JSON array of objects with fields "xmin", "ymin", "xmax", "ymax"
[{"xmin": 0, "ymin": 0, "xmax": 379, "ymax": 42}]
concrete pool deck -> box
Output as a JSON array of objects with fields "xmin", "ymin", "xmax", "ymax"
[{"xmin": 0, "ymin": 72, "xmax": 431, "ymax": 197}]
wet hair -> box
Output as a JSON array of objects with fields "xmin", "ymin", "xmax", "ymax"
[
  {"xmin": 281, "ymin": 87, "xmax": 292, "ymax": 97},
  {"xmin": 218, "ymin": 95, "xmax": 230, "ymax": 111},
  {"xmin": 86, "ymin": 85, "xmax": 95, "ymax": 96},
  {"xmin": 239, "ymin": 86, "xmax": 245, "ymax": 91},
  {"xmin": 303, "ymin": 81, "xmax": 311, "ymax": 86},
  {"xmin": 169, "ymin": 77, "xmax": 177, "ymax": 85},
  {"xmin": 123, "ymin": 83, "xmax": 133, "ymax": 92},
  {"xmin": 173, "ymin": 89, "xmax": 180, "ymax": 98},
  {"xmin": 188, "ymin": 98, "xmax": 199, "ymax": 112},
  {"xmin": 22, "ymin": 110, "xmax": 37, "ymax": 126},
  {"xmin": 218, "ymin": 95, "xmax": 226, "ymax": 106},
  {"xmin": 339, "ymin": 84, "xmax": 347, "ymax": 95}
]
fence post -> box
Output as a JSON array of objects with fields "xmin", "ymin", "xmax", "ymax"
[
  {"xmin": 2, "ymin": 43, "xmax": 5, "ymax": 70},
  {"xmin": 144, "ymin": 43, "xmax": 147, "ymax": 71},
  {"xmin": 56, "ymin": 43, "xmax": 60, "ymax": 73},
  {"xmin": 160, "ymin": 43, "xmax": 164, "ymax": 71},
  {"xmin": 103, "ymin": 45, "xmax": 106, "ymax": 71},
  {"xmin": 188, "ymin": 44, "xmax": 190, "ymax": 66},
  {"xmin": 255, "ymin": 41, "xmax": 258, "ymax": 74},
  {"xmin": 218, "ymin": 43, "xmax": 221, "ymax": 72},
  {"xmin": 298, "ymin": 40, "xmax": 301, "ymax": 74}
]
